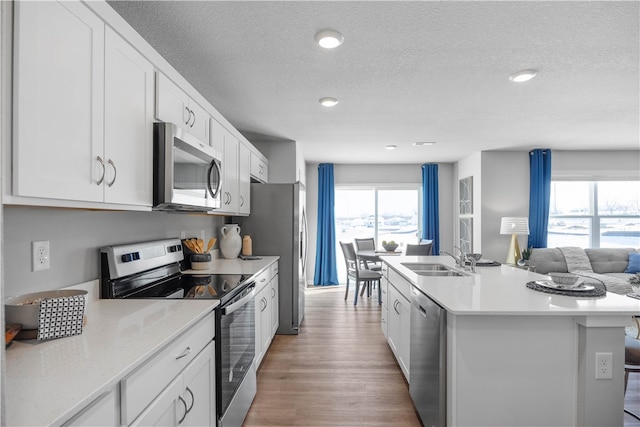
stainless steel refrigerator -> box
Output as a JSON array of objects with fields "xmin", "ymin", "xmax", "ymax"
[{"xmin": 237, "ymin": 182, "xmax": 307, "ymax": 335}]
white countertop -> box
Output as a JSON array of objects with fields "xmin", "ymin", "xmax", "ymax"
[
  {"xmin": 182, "ymin": 255, "xmax": 279, "ymax": 276},
  {"xmin": 382, "ymin": 255, "xmax": 640, "ymax": 316},
  {"xmin": 5, "ymin": 298, "xmax": 218, "ymax": 426}
]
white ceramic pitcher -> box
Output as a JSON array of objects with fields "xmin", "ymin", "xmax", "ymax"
[{"xmin": 220, "ymin": 224, "xmax": 242, "ymax": 259}]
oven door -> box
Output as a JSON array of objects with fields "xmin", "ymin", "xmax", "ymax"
[
  {"xmin": 218, "ymin": 283, "xmax": 256, "ymax": 419},
  {"xmin": 154, "ymin": 122, "xmax": 222, "ymax": 211}
]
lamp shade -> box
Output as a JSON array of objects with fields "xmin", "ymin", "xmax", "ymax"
[{"xmin": 500, "ymin": 217, "xmax": 529, "ymax": 235}]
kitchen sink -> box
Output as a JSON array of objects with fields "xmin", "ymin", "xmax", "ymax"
[
  {"xmin": 412, "ymin": 270, "xmax": 467, "ymax": 277},
  {"xmin": 401, "ymin": 262, "xmax": 468, "ymax": 277}
]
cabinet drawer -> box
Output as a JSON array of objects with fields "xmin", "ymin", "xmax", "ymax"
[
  {"xmin": 254, "ymin": 268, "xmax": 271, "ymax": 293},
  {"xmin": 388, "ymin": 268, "xmax": 411, "ymax": 300},
  {"xmin": 121, "ymin": 311, "xmax": 215, "ymax": 425}
]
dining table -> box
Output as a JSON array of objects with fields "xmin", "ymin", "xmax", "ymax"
[{"xmin": 356, "ymin": 249, "xmax": 402, "ymax": 268}]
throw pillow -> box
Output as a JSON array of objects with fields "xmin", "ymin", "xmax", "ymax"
[{"xmin": 625, "ymin": 252, "xmax": 640, "ymax": 273}]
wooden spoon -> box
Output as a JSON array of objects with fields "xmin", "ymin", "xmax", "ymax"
[{"xmin": 206, "ymin": 238, "xmax": 216, "ymax": 252}]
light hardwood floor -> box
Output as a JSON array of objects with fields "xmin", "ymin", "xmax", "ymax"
[
  {"xmin": 243, "ymin": 286, "xmax": 421, "ymax": 426},
  {"xmin": 244, "ymin": 285, "xmax": 640, "ymax": 426}
]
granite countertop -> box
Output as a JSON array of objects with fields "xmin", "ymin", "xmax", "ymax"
[
  {"xmin": 382, "ymin": 255, "xmax": 640, "ymax": 316},
  {"xmin": 4, "ymin": 298, "xmax": 218, "ymax": 426}
]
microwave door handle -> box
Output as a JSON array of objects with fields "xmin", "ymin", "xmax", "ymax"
[{"xmin": 207, "ymin": 159, "xmax": 221, "ymax": 199}]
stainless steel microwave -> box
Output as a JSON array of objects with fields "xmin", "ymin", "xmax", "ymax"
[{"xmin": 153, "ymin": 122, "xmax": 222, "ymax": 211}]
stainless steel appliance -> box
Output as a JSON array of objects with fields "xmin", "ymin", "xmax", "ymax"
[
  {"xmin": 100, "ymin": 238, "xmax": 256, "ymax": 426},
  {"xmin": 410, "ymin": 285, "xmax": 446, "ymax": 427},
  {"xmin": 236, "ymin": 182, "xmax": 307, "ymax": 334},
  {"xmin": 153, "ymin": 122, "xmax": 222, "ymax": 212}
]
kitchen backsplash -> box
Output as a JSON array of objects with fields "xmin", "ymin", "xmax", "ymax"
[{"xmin": 3, "ymin": 206, "xmax": 225, "ymax": 297}]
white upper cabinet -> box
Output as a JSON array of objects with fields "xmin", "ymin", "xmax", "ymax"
[
  {"xmin": 156, "ymin": 73, "xmax": 210, "ymax": 143},
  {"xmin": 104, "ymin": 28, "xmax": 154, "ymax": 206},
  {"xmin": 221, "ymin": 130, "xmax": 239, "ymax": 213},
  {"xmin": 238, "ymin": 142, "xmax": 251, "ymax": 215},
  {"xmin": 13, "ymin": 0, "xmax": 105, "ymax": 202},
  {"xmin": 211, "ymin": 119, "xmax": 251, "ymax": 216},
  {"xmin": 12, "ymin": 1, "xmax": 153, "ymax": 208},
  {"xmin": 250, "ymin": 152, "xmax": 269, "ymax": 183}
]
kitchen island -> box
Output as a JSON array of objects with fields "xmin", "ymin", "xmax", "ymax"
[{"xmin": 381, "ymin": 255, "xmax": 640, "ymax": 427}]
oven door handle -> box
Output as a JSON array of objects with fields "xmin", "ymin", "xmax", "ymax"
[{"xmin": 222, "ymin": 284, "xmax": 255, "ymax": 315}]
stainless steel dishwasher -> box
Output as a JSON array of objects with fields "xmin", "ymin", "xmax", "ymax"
[{"xmin": 410, "ymin": 285, "xmax": 447, "ymax": 427}]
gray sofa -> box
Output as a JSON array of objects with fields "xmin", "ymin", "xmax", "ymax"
[{"xmin": 529, "ymin": 247, "xmax": 639, "ymax": 294}]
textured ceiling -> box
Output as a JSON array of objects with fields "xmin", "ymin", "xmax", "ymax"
[{"xmin": 108, "ymin": 1, "xmax": 640, "ymax": 164}]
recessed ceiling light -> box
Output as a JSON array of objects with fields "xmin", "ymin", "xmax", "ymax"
[
  {"xmin": 509, "ymin": 69, "xmax": 538, "ymax": 83},
  {"xmin": 413, "ymin": 142, "xmax": 436, "ymax": 146},
  {"xmin": 315, "ymin": 30, "xmax": 344, "ymax": 49},
  {"xmin": 385, "ymin": 145, "xmax": 397, "ymax": 150},
  {"xmin": 319, "ymin": 97, "xmax": 339, "ymax": 107}
]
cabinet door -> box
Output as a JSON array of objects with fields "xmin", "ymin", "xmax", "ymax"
[
  {"xmin": 130, "ymin": 373, "xmax": 184, "ymax": 426},
  {"xmin": 13, "ymin": 0, "xmax": 104, "ymax": 202},
  {"xmin": 186, "ymin": 100, "xmax": 210, "ymax": 144},
  {"xmin": 209, "ymin": 119, "xmax": 225, "ymax": 153},
  {"xmin": 380, "ymin": 276, "xmax": 389, "ymax": 339},
  {"xmin": 156, "ymin": 73, "xmax": 190, "ymax": 130},
  {"xmin": 63, "ymin": 388, "xmax": 118, "ymax": 427},
  {"xmin": 238, "ymin": 142, "xmax": 251, "ymax": 215},
  {"xmin": 182, "ymin": 342, "xmax": 215, "ymax": 427},
  {"xmin": 387, "ymin": 285, "xmax": 401, "ymax": 356},
  {"xmin": 221, "ymin": 131, "xmax": 239, "ymax": 213},
  {"xmin": 270, "ymin": 273, "xmax": 279, "ymax": 337},
  {"xmin": 397, "ymin": 293, "xmax": 411, "ymax": 380},
  {"xmin": 104, "ymin": 28, "xmax": 153, "ymax": 206},
  {"xmin": 254, "ymin": 286, "xmax": 267, "ymax": 368},
  {"xmin": 260, "ymin": 285, "xmax": 272, "ymax": 354}
]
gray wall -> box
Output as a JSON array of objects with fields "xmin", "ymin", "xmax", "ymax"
[
  {"xmin": 305, "ymin": 163, "xmax": 454, "ymax": 285},
  {"xmin": 455, "ymin": 149, "xmax": 640, "ymax": 263},
  {"xmin": 3, "ymin": 206, "xmax": 225, "ymax": 297}
]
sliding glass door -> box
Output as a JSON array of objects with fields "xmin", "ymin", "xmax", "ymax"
[{"xmin": 335, "ymin": 186, "xmax": 420, "ymax": 282}]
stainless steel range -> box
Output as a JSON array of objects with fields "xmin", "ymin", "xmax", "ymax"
[{"xmin": 100, "ymin": 238, "xmax": 256, "ymax": 427}]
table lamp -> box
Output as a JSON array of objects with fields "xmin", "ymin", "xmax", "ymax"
[{"xmin": 500, "ymin": 217, "xmax": 529, "ymax": 265}]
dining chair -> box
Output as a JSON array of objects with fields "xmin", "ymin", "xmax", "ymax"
[
  {"xmin": 340, "ymin": 241, "xmax": 382, "ymax": 306},
  {"xmin": 405, "ymin": 242, "xmax": 433, "ymax": 256},
  {"xmin": 354, "ymin": 237, "xmax": 382, "ymax": 271}
]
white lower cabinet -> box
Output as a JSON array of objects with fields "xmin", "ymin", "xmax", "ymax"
[
  {"xmin": 380, "ymin": 275, "xmax": 389, "ymax": 339},
  {"xmin": 63, "ymin": 387, "xmax": 119, "ymax": 426},
  {"xmin": 122, "ymin": 311, "xmax": 215, "ymax": 426},
  {"xmin": 386, "ymin": 273, "xmax": 411, "ymax": 382},
  {"xmin": 131, "ymin": 341, "xmax": 215, "ymax": 426},
  {"xmin": 270, "ymin": 266, "xmax": 279, "ymax": 337},
  {"xmin": 254, "ymin": 262, "xmax": 279, "ymax": 369}
]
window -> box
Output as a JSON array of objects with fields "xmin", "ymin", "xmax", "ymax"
[
  {"xmin": 548, "ymin": 180, "xmax": 640, "ymax": 248},
  {"xmin": 335, "ymin": 186, "xmax": 420, "ymax": 280}
]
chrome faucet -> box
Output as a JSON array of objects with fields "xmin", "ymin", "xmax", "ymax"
[{"xmin": 440, "ymin": 248, "xmax": 465, "ymax": 268}]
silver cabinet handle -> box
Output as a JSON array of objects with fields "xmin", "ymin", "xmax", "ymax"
[
  {"xmin": 178, "ymin": 395, "xmax": 188, "ymax": 424},
  {"xmin": 185, "ymin": 387, "xmax": 195, "ymax": 413},
  {"xmin": 96, "ymin": 156, "xmax": 106, "ymax": 186},
  {"xmin": 394, "ymin": 299, "xmax": 400, "ymax": 314},
  {"xmin": 240, "ymin": 195, "xmax": 244, "ymax": 207},
  {"xmin": 107, "ymin": 159, "xmax": 117, "ymax": 187},
  {"xmin": 184, "ymin": 106, "xmax": 191, "ymax": 125},
  {"xmin": 261, "ymin": 297, "xmax": 268, "ymax": 312},
  {"xmin": 190, "ymin": 110, "xmax": 195, "ymax": 128},
  {"xmin": 175, "ymin": 346, "xmax": 191, "ymax": 360},
  {"xmin": 271, "ymin": 287, "xmax": 276, "ymax": 298}
]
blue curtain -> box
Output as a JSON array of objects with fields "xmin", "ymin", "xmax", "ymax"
[
  {"xmin": 421, "ymin": 163, "xmax": 440, "ymax": 255},
  {"xmin": 313, "ymin": 163, "xmax": 339, "ymax": 286},
  {"xmin": 527, "ymin": 149, "xmax": 552, "ymax": 248}
]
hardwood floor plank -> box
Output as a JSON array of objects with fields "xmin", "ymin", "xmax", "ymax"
[{"xmin": 244, "ymin": 287, "xmax": 421, "ymax": 426}]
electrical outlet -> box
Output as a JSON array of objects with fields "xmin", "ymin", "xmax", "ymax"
[
  {"xmin": 32, "ymin": 241, "xmax": 50, "ymax": 272},
  {"xmin": 595, "ymin": 352, "xmax": 613, "ymax": 379}
]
